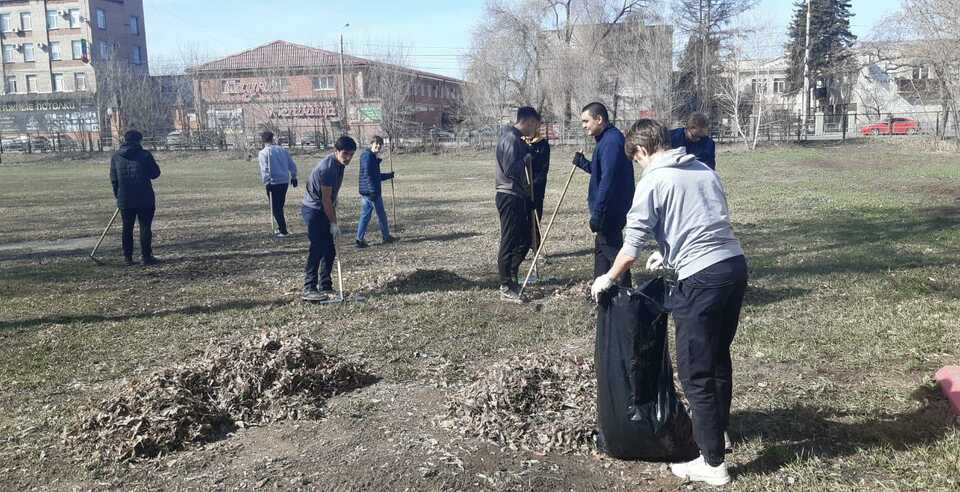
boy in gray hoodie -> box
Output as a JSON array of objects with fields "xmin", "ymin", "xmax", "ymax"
[
  {"xmin": 258, "ymin": 131, "xmax": 298, "ymax": 238},
  {"xmin": 591, "ymin": 119, "xmax": 747, "ymax": 487}
]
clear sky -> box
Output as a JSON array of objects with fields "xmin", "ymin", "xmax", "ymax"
[{"xmin": 143, "ymin": 0, "xmax": 902, "ymax": 78}]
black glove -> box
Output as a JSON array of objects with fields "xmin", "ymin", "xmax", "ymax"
[
  {"xmin": 290, "ymin": 178, "xmax": 298, "ymax": 188},
  {"xmin": 589, "ymin": 215, "xmax": 602, "ymax": 234},
  {"xmin": 572, "ymin": 151, "xmax": 584, "ymax": 166}
]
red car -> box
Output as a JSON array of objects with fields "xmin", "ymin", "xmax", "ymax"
[{"xmin": 860, "ymin": 117, "xmax": 921, "ymax": 136}]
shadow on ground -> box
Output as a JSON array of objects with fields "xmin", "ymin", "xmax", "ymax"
[
  {"xmin": 0, "ymin": 298, "xmax": 290, "ymax": 331},
  {"xmin": 380, "ymin": 269, "xmax": 498, "ymax": 294},
  {"xmin": 730, "ymin": 385, "xmax": 954, "ymax": 478}
]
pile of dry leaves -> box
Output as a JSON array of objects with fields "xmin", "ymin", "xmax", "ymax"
[
  {"xmin": 64, "ymin": 331, "xmax": 375, "ymax": 464},
  {"xmin": 443, "ymin": 350, "xmax": 596, "ymax": 454}
]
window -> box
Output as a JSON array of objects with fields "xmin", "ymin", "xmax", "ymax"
[
  {"xmin": 129, "ymin": 16, "xmax": 139, "ymax": 35},
  {"xmin": 51, "ymin": 41, "xmax": 62, "ymax": 60},
  {"xmin": 2, "ymin": 45, "xmax": 14, "ymax": 63},
  {"xmin": 46, "ymin": 10, "xmax": 58, "ymax": 29},
  {"xmin": 52, "ymin": 73, "xmax": 64, "ymax": 92},
  {"xmin": 69, "ymin": 9, "xmax": 80, "ymax": 28},
  {"xmin": 71, "ymin": 40, "xmax": 83, "ymax": 60},
  {"xmin": 312, "ymin": 76, "xmax": 335, "ymax": 91},
  {"xmin": 0, "ymin": 14, "xmax": 11, "ymax": 32},
  {"xmin": 25, "ymin": 74, "xmax": 37, "ymax": 93},
  {"xmin": 912, "ymin": 66, "xmax": 929, "ymax": 80},
  {"xmin": 23, "ymin": 43, "xmax": 34, "ymax": 62},
  {"xmin": 74, "ymin": 72, "xmax": 86, "ymax": 91},
  {"xmin": 96, "ymin": 9, "xmax": 106, "ymax": 29},
  {"xmin": 132, "ymin": 46, "xmax": 142, "ymax": 65},
  {"xmin": 20, "ymin": 12, "xmax": 32, "ymax": 31},
  {"xmin": 99, "ymin": 41, "xmax": 109, "ymax": 60},
  {"xmin": 5, "ymin": 76, "xmax": 16, "ymax": 94},
  {"xmin": 773, "ymin": 78, "xmax": 786, "ymax": 94}
]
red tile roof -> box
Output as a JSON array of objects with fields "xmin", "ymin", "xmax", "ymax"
[
  {"xmin": 189, "ymin": 40, "xmax": 463, "ymax": 83},
  {"xmin": 190, "ymin": 40, "xmax": 367, "ymax": 72}
]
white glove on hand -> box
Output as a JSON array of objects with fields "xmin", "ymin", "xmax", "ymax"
[
  {"xmin": 329, "ymin": 223, "xmax": 341, "ymax": 237},
  {"xmin": 645, "ymin": 251, "xmax": 664, "ymax": 271},
  {"xmin": 591, "ymin": 274, "xmax": 615, "ymax": 303}
]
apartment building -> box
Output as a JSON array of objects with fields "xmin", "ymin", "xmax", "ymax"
[{"xmin": 0, "ymin": 0, "xmax": 146, "ymax": 141}]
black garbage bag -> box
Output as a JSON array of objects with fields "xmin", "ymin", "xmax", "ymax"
[{"xmin": 595, "ymin": 277, "xmax": 699, "ymax": 461}]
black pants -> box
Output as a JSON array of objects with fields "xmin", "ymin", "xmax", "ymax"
[
  {"xmin": 302, "ymin": 206, "xmax": 335, "ymax": 291},
  {"xmin": 594, "ymin": 229, "xmax": 631, "ymax": 287},
  {"xmin": 496, "ymin": 192, "xmax": 531, "ymax": 286},
  {"xmin": 266, "ymin": 183, "xmax": 289, "ymax": 234},
  {"xmin": 120, "ymin": 207, "xmax": 155, "ymax": 259},
  {"xmin": 668, "ymin": 255, "xmax": 748, "ymax": 466}
]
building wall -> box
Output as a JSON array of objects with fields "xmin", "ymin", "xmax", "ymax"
[{"xmin": 193, "ymin": 64, "xmax": 463, "ymax": 143}]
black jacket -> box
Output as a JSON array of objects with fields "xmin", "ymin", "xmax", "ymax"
[
  {"xmin": 110, "ymin": 143, "xmax": 161, "ymax": 209},
  {"xmin": 495, "ymin": 126, "xmax": 531, "ymax": 198}
]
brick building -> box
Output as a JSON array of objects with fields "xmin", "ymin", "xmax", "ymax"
[
  {"xmin": 0, "ymin": 0, "xmax": 147, "ymax": 146},
  {"xmin": 188, "ymin": 40, "xmax": 464, "ymax": 146}
]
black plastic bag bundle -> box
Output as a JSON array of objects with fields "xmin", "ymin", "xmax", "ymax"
[{"xmin": 595, "ymin": 277, "xmax": 699, "ymax": 461}]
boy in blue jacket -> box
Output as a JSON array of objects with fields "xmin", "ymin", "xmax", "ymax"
[
  {"xmin": 355, "ymin": 135, "xmax": 395, "ymax": 248},
  {"xmin": 572, "ymin": 102, "xmax": 636, "ymax": 287},
  {"xmin": 670, "ymin": 112, "xmax": 716, "ymax": 170}
]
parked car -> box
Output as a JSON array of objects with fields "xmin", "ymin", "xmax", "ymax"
[
  {"xmin": 166, "ymin": 130, "xmax": 185, "ymax": 148},
  {"xmin": 860, "ymin": 117, "xmax": 920, "ymax": 136},
  {"xmin": 428, "ymin": 128, "xmax": 455, "ymax": 141}
]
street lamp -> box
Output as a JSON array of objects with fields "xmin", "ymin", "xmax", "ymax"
[{"xmin": 339, "ymin": 23, "xmax": 349, "ymax": 133}]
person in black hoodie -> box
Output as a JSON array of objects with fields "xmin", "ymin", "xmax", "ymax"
[
  {"xmin": 495, "ymin": 106, "xmax": 541, "ymax": 302},
  {"xmin": 110, "ymin": 130, "xmax": 161, "ymax": 266},
  {"xmin": 571, "ymin": 102, "xmax": 636, "ymax": 287}
]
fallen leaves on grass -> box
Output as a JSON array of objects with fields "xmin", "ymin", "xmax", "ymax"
[
  {"xmin": 64, "ymin": 331, "xmax": 375, "ymax": 464},
  {"xmin": 443, "ymin": 350, "xmax": 596, "ymax": 454}
]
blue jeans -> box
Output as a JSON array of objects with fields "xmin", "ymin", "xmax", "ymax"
[
  {"xmin": 356, "ymin": 194, "xmax": 390, "ymax": 241},
  {"xmin": 302, "ymin": 206, "xmax": 335, "ymax": 290}
]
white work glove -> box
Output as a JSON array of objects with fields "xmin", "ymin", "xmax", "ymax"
[
  {"xmin": 329, "ymin": 223, "xmax": 341, "ymax": 237},
  {"xmin": 645, "ymin": 251, "xmax": 664, "ymax": 271},
  {"xmin": 591, "ymin": 274, "xmax": 616, "ymax": 303}
]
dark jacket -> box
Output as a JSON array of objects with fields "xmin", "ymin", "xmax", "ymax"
[
  {"xmin": 495, "ymin": 126, "xmax": 531, "ymax": 198},
  {"xmin": 670, "ymin": 127, "xmax": 716, "ymax": 170},
  {"xmin": 110, "ymin": 143, "xmax": 161, "ymax": 209},
  {"xmin": 572, "ymin": 125, "xmax": 635, "ymax": 234},
  {"xmin": 358, "ymin": 149, "xmax": 393, "ymax": 197},
  {"xmin": 528, "ymin": 137, "xmax": 550, "ymax": 192}
]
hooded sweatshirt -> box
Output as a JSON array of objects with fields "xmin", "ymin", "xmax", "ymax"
[
  {"xmin": 110, "ymin": 143, "xmax": 161, "ymax": 209},
  {"xmin": 258, "ymin": 144, "xmax": 298, "ymax": 185},
  {"xmin": 620, "ymin": 147, "xmax": 743, "ymax": 280}
]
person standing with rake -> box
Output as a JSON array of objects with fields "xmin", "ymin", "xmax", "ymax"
[
  {"xmin": 110, "ymin": 130, "xmax": 161, "ymax": 266},
  {"xmin": 496, "ymin": 107, "xmax": 541, "ymax": 302},
  {"xmin": 258, "ymin": 131, "xmax": 298, "ymax": 238},
  {"xmin": 301, "ymin": 136, "xmax": 357, "ymax": 302}
]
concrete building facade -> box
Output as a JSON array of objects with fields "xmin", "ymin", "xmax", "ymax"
[{"xmin": 0, "ymin": 0, "xmax": 146, "ymax": 145}]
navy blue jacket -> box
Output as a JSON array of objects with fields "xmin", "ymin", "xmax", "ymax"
[
  {"xmin": 110, "ymin": 143, "xmax": 161, "ymax": 210},
  {"xmin": 572, "ymin": 125, "xmax": 635, "ymax": 234},
  {"xmin": 358, "ymin": 149, "xmax": 393, "ymax": 197},
  {"xmin": 670, "ymin": 128, "xmax": 716, "ymax": 170}
]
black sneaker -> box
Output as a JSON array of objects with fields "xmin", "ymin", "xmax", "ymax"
[
  {"xmin": 124, "ymin": 256, "xmax": 136, "ymax": 266},
  {"xmin": 355, "ymin": 240, "xmax": 369, "ymax": 249},
  {"xmin": 500, "ymin": 284, "xmax": 525, "ymax": 303},
  {"xmin": 142, "ymin": 256, "xmax": 159, "ymax": 266},
  {"xmin": 382, "ymin": 235, "xmax": 397, "ymax": 244},
  {"xmin": 302, "ymin": 287, "xmax": 328, "ymax": 302}
]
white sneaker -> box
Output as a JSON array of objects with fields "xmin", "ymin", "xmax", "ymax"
[
  {"xmin": 725, "ymin": 432, "xmax": 733, "ymax": 452},
  {"xmin": 671, "ymin": 455, "xmax": 731, "ymax": 487}
]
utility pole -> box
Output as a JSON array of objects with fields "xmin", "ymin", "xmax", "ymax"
[
  {"xmin": 801, "ymin": 0, "xmax": 812, "ymax": 137},
  {"xmin": 339, "ymin": 24, "xmax": 349, "ymax": 134}
]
